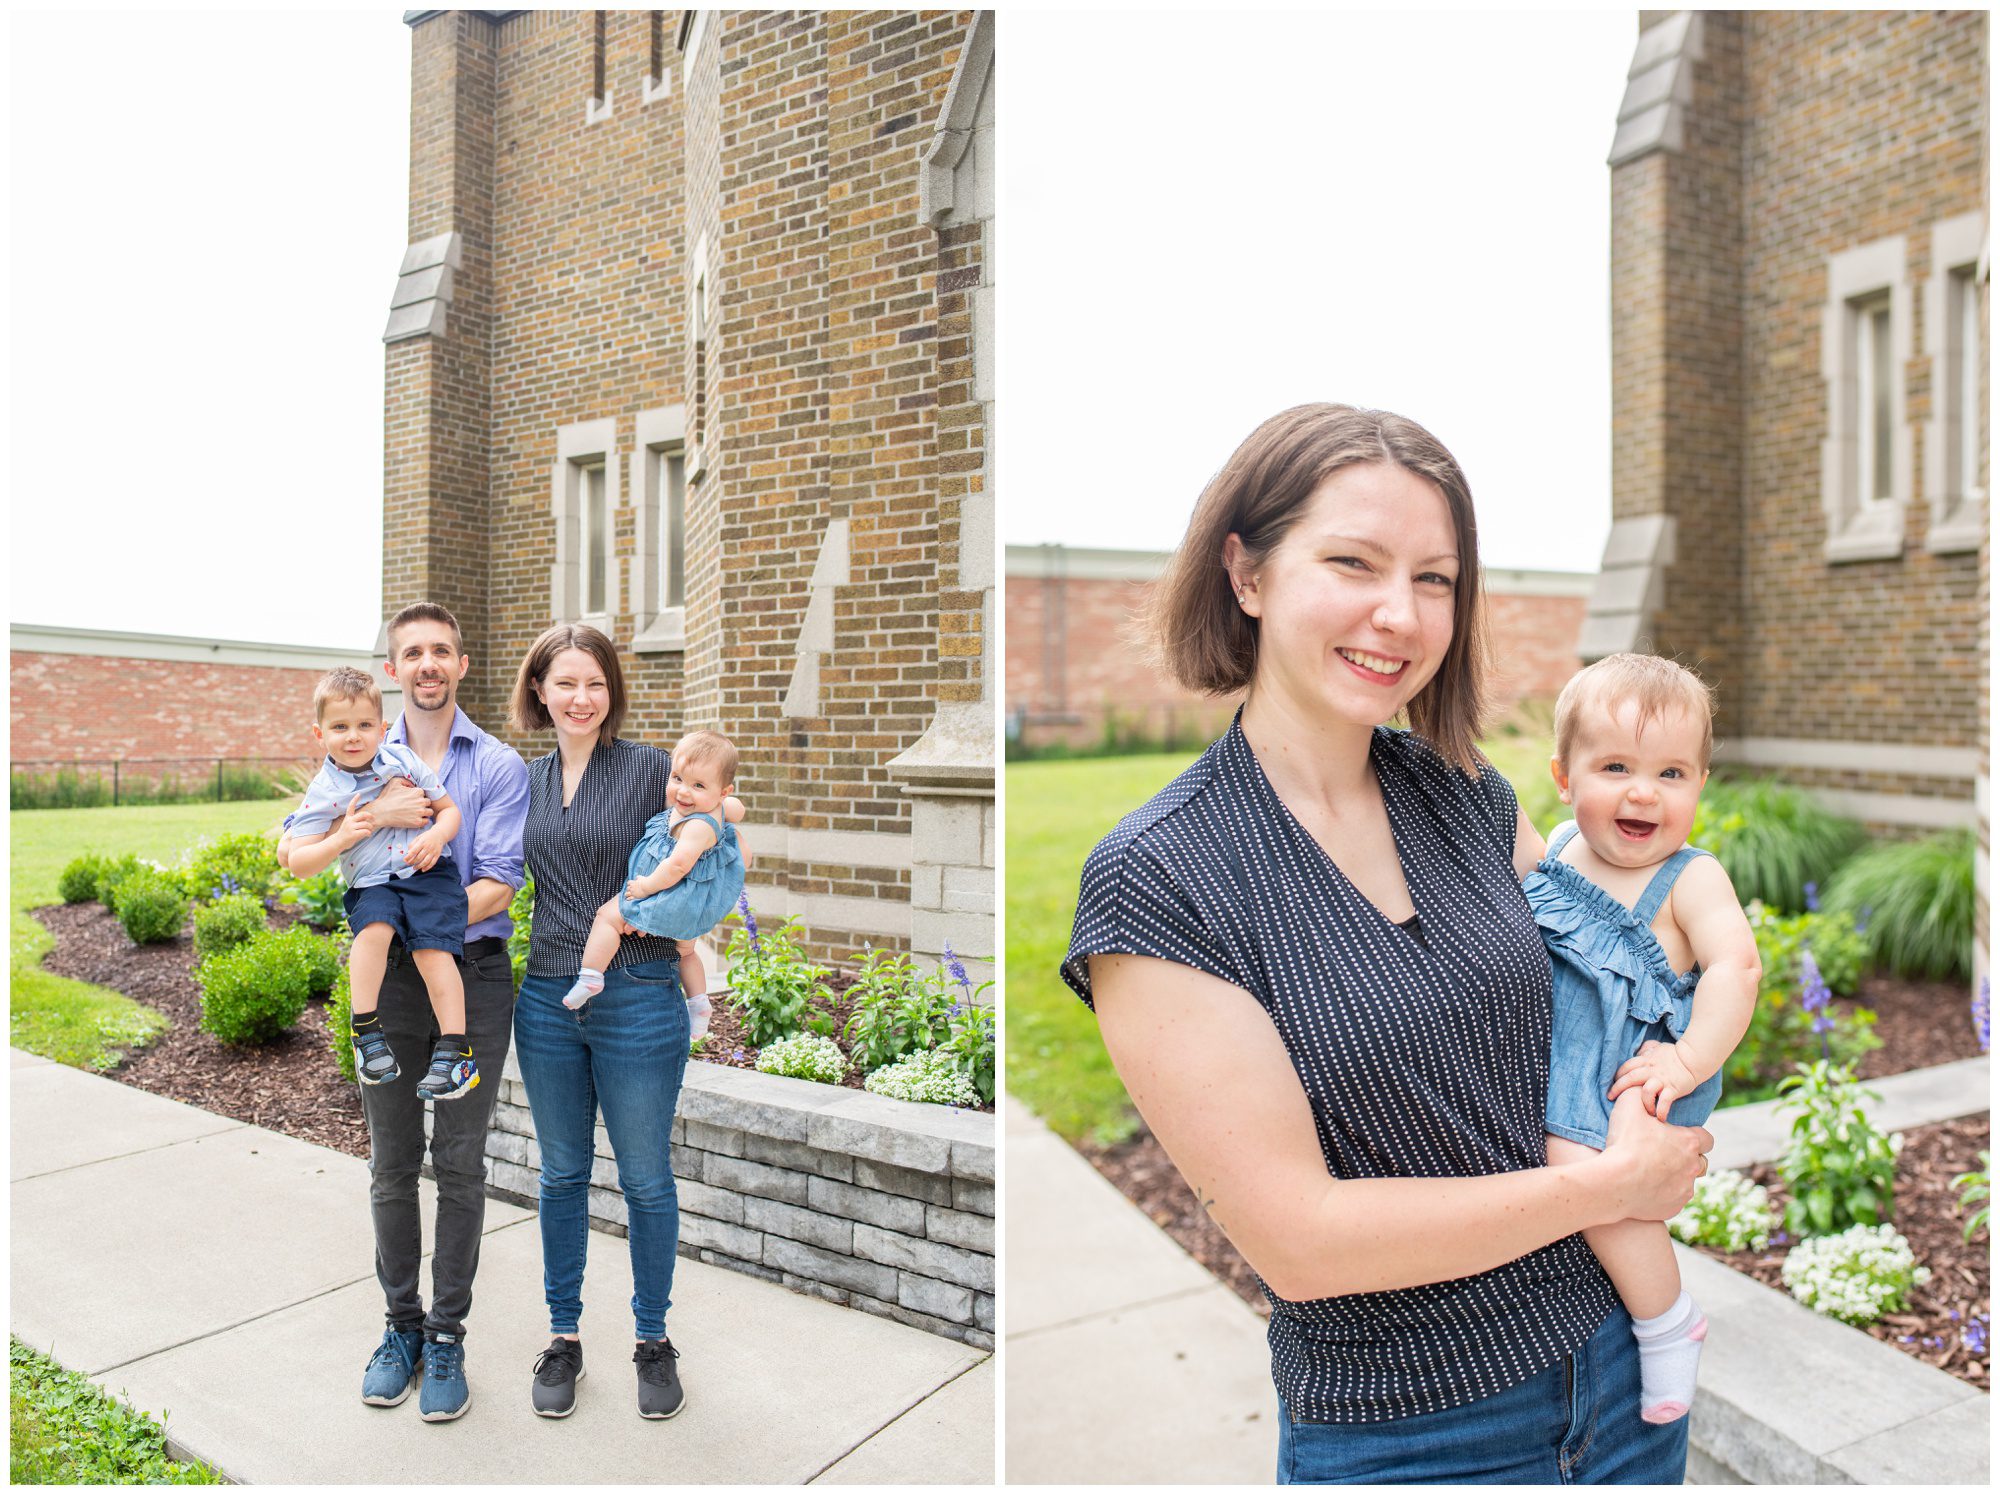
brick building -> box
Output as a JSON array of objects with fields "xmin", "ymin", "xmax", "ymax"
[
  {"xmin": 1004, "ymin": 545, "xmax": 1593, "ymax": 752},
  {"xmin": 1589, "ymin": 12, "xmax": 1987, "ymax": 983},
  {"xmin": 383, "ymin": 10, "xmax": 995, "ymax": 979},
  {"xmin": 10, "ymin": 623, "xmax": 389, "ymax": 790}
]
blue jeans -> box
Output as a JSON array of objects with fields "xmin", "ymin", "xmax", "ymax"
[
  {"xmin": 514, "ymin": 958, "xmax": 690, "ymax": 1341},
  {"xmin": 1276, "ymin": 1307, "xmax": 1689, "ymax": 1484}
]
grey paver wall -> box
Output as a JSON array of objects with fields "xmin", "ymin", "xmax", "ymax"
[{"xmin": 473, "ymin": 1059, "xmax": 995, "ymax": 1349}]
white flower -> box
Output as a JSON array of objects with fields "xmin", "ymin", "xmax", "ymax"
[
  {"xmin": 1669, "ymin": 1169, "xmax": 1776, "ymax": 1252},
  {"xmin": 863, "ymin": 1049, "xmax": 979, "ymax": 1107},
  {"xmin": 1781, "ymin": 1224, "xmax": 1927, "ymax": 1325},
  {"xmin": 754, "ymin": 1033, "xmax": 848, "ymax": 1086}
]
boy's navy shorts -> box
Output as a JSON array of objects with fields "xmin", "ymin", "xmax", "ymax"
[{"xmin": 344, "ymin": 861, "xmax": 467, "ymax": 954}]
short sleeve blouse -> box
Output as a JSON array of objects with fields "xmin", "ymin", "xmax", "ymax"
[{"xmin": 1062, "ymin": 715, "xmax": 1617, "ymax": 1424}]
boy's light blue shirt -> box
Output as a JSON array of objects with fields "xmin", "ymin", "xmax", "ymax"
[{"xmin": 288, "ymin": 741, "xmax": 447, "ymax": 889}]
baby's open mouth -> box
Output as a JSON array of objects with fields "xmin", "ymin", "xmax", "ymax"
[{"xmin": 1615, "ymin": 819, "xmax": 1657, "ymax": 839}]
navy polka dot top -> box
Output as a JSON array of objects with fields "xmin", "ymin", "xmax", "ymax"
[{"xmin": 1062, "ymin": 714, "xmax": 1618, "ymax": 1424}]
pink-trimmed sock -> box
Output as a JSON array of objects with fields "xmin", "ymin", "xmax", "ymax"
[
  {"xmin": 562, "ymin": 968, "xmax": 605, "ymax": 1010},
  {"xmin": 1631, "ymin": 1289, "xmax": 1707, "ymax": 1424}
]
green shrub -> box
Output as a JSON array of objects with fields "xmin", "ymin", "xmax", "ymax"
[
  {"xmin": 755, "ymin": 1032, "xmax": 849, "ymax": 1084},
  {"xmin": 1775, "ymin": 1061, "xmax": 1900, "ymax": 1237},
  {"xmin": 196, "ymin": 929, "xmax": 314, "ymax": 1044},
  {"xmin": 721, "ymin": 911, "xmax": 833, "ymax": 1046},
  {"xmin": 280, "ymin": 865, "xmax": 347, "ymax": 931},
  {"xmin": 864, "ymin": 1048, "xmax": 982, "ymax": 1107},
  {"xmin": 508, "ymin": 874, "xmax": 535, "ymax": 990},
  {"xmin": 269, "ymin": 923, "xmax": 341, "ymax": 998},
  {"xmin": 115, "ymin": 873, "xmax": 189, "ymax": 945},
  {"xmin": 1822, "ymin": 828, "xmax": 1976, "ymax": 982},
  {"xmin": 57, "ymin": 855, "xmax": 108, "ymax": 904},
  {"xmin": 943, "ymin": 998, "xmax": 997, "ymax": 1105},
  {"xmin": 1723, "ymin": 903, "xmax": 1880, "ymax": 1103},
  {"xmin": 192, "ymin": 892, "xmax": 268, "ymax": 959},
  {"xmin": 327, "ymin": 959, "xmax": 356, "ymax": 1084},
  {"xmin": 185, "ymin": 830, "xmax": 281, "ymax": 905},
  {"xmin": 94, "ymin": 854, "xmax": 145, "ymax": 910},
  {"xmin": 1690, "ymin": 778, "xmax": 1865, "ymax": 913}
]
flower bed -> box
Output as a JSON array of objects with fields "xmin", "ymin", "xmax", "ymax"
[{"xmin": 1693, "ymin": 1112, "xmax": 1989, "ymax": 1390}]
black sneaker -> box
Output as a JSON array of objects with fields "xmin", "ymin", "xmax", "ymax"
[
  {"xmin": 531, "ymin": 1337, "xmax": 583, "ymax": 1417},
  {"xmin": 416, "ymin": 1045, "xmax": 479, "ymax": 1103},
  {"xmin": 634, "ymin": 1337, "xmax": 684, "ymax": 1420}
]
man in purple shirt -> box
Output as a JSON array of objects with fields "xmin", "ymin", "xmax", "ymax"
[{"xmin": 280, "ymin": 602, "xmax": 526, "ymax": 1423}]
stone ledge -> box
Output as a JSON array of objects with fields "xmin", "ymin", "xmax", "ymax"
[
  {"xmin": 1680, "ymin": 1232, "xmax": 1988, "ymax": 1484},
  {"xmin": 480, "ymin": 1056, "xmax": 993, "ymax": 1345}
]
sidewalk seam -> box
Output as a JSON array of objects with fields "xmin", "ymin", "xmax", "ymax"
[
  {"xmin": 10, "ymin": 1125, "xmax": 251, "ymax": 1184},
  {"xmin": 88, "ymin": 1274, "xmax": 381, "ymax": 1376},
  {"xmin": 801, "ymin": 1352, "xmax": 991, "ymax": 1484},
  {"xmin": 1007, "ymin": 1281, "xmax": 1234, "ymax": 1343}
]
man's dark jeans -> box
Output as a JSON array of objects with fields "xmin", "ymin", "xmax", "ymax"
[{"xmin": 361, "ymin": 938, "xmax": 515, "ymax": 1340}]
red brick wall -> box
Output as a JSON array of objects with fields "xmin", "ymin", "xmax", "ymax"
[
  {"xmin": 1005, "ymin": 571, "xmax": 1587, "ymax": 750},
  {"xmin": 11, "ymin": 652, "xmax": 325, "ymax": 768}
]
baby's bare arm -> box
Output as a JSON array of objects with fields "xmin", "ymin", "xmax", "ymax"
[{"xmin": 1666, "ymin": 856, "xmax": 1762, "ymax": 1083}]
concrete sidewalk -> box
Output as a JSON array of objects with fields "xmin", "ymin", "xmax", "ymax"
[
  {"xmin": 1003, "ymin": 1058, "xmax": 1991, "ymax": 1485},
  {"xmin": 10, "ymin": 1048, "xmax": 992, "ymax": 1485}
]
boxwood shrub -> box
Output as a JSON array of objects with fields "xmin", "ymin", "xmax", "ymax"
[
  {"xmin": 94, "ymin": 854, "xmax": 146, "ymax": 911},
  {"xmin": 197, "ymin": 928, "xmax": 319, "ymax": 1044},
  {"xmin": 326, "ymin": 961, "xmax": 356, "ymax": 1084},
  {"xmin": 185, "ymin": 831, "xmax": 281, "ymax": 905},
  {"xmin": 58, "ymin": 855, "xmax": 109, "ymax": 904},
  {"xmin": 115, "ymin": 873, "xmax": 189, "ymax": 946},
  {"xmin": 192, "ymin": 893, "xmax": 268, "ymax": 960}
]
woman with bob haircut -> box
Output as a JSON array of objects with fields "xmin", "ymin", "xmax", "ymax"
[
  {"xmin": 507, "ymin": 621, "xmax": 696, "ymax": 1421},
  {"xmin": 1063, "ymin": 404, "xmax": 1714, "ymax": 1484}
]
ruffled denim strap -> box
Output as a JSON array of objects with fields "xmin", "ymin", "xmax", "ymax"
[{"xmin": 1632, "ymin": 844, "xmax": 1711, "ymax": 924}]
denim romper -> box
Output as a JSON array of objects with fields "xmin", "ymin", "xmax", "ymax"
[
  {"xmin": 1524, "ymin": 822, "xmax": 1722, "ymax": 1149},
  {"xmin": 616, "ymin": 808, "xmax": 745, "ymax": 941}
]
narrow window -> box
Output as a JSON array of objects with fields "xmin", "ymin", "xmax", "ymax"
[
  {"xmin": 660, "ymin": 446, "xmax": 686, "ymax": 610},
  {"xmin": 650, "ymin": 11, "xmax": 664, "ymax": 86},
  {"xmin": 1853, "ymin": 293, "xmax": 1894, "ymax": 505},
  {"xmin": 1952, "ymin": 265, "xmax": 1983, "ymax": 502},
  {"xmin": 592, "ymin": 11, "xmax": 608, "ymax": 105},
  {"xmin": 583, "ymin": 461, "xmax": 608, "ymax": 615}
]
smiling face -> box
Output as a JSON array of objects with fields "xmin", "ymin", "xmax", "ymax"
[
  {"xmin": 386, "ymin": 618, "xmax": 468, "ymax": 717},
  {"xmin": 1229, "ymin": 462, "xmax": 1459, "ymax": 734},
  {"xmin": 1554, "ymin": 698, "xmax": 1710, "ymax": 870},
  {"xmin": 314, "ymin": 696, "xmax": 387, "ymax": 771},
  {"xmin": 668, "ymin": 751, "xmax": 732, "ymax": 818},
  {"xmin": 534, "ymin": 647, "xmax": 613, "ymax": 747}
]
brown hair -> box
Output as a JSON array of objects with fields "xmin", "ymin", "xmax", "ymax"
[
  {"xmin": 1146, "ymin": 403, "xmax": 1493, "ymax": 773},
  {"xmin": 1554, "ymin": 653, "xmax": 1716, "ymax": 770},
  {"xmin": 313, "ymin": 666, "xmax": 382, "ymax": 719},
  {"xmin": 387, "ymin": 601, "xmax": 463, "ymax": 656},
  {"xmin": 509, "ymin": 623, "xmax": 627, "ymax": 745},
  {"xmin": 674, "ymin": 729, "xmax": 739, "ymax": 786}
]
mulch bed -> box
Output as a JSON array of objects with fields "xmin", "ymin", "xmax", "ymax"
[
  {"xmin": 35, "ymin": 901, "xmax": 371, "ymax": 1159},
  {"xmin": 1078, "ymin": 975, "xmax": 1992, "ymax": 1373},
  {"xmin": 1693, "ymin": 1113, "xmax": 1989, "ymax": 1392}
]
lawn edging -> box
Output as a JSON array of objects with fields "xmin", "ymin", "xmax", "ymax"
[
  {"xmin": 1687, "ymin": 1053, "xmax": 1990, "ymax": 1484},
  {"xmin": 467, "ymin": 1055, "xmax": 996, "ymax": 1349}
]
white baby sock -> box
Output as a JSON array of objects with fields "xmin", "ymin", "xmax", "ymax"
[
  {"xmin": 1631, "ymin": 1289, "xmax": 1707, "ymax": 1424},
  {"xmin": 562, "ymin": 968, "xmax": 606, "ymax": 1011},
  {"xmin": 685, "ymin": 991, "xmax": 711, "ymax": 1041}
]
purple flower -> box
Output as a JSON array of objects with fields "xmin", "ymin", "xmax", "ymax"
[
  {"xmin": 730, "ymin": 1046, "xmax": 745, "ymax": 1062},
  {"xmin": 1966, "ymin": 1316, "xmax": 1989, "ymax": 1356},
  {"xmin": 1800, "ymin": 951, "xmax": 1830, "ymax": 1013},
  {"xmin": 736, "ymin": 891, "xmax": 761, "ymax": 955},
  {"xmin": 943, "ymin": 940, "xmax": 972, "ymax": 997},
  {"xmin": 1811, "ymin": 1013, "xmax": 1836, "ymax": 1035},
  {"xmin": 1804, "ymin": 881, "xmax": 1819, "ymax": 912},
  {"xmin": 1772, "ymin": 1230, "xmax": 1790, "ymax": 1246},
  {"xmin": 1973, "ymin": 977, "xmax": 1990, "ymax": 1055}
]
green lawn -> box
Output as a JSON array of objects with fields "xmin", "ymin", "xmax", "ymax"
[
  {"xmin": 1005, "ymin": 737, "xmax": 1562, "ymax": 1145},
  {"xmin": 10, "ymin": 798, "xmax": 292, "ymax": 1069},
  {"xmin": 10, "ymin": 1338, "xmax": 221, "ymax": 1484}
]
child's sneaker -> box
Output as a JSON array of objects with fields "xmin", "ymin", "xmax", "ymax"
[
  {"xmin": 353, "ymin": 1029, "xmax": 401, "ymax": 1086},
  {"xmin": 416, "ymin": 1045, "xmax": 479, "ymax": 1103}
]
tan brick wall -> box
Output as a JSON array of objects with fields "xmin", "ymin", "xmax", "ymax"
[
  {"xmin": 387, "ymin": 10, "xmax": 983, "ymax": 963},
  {"xmin": 1610, "ymin": 12, "xmax": 1986, "ymax": 791},
  {"xmin": 11, "ymin": 652, "xmax": 324, "ymax": 769},
  {"xmin": 1005, "ymin": 569, "xmax": 1588, "ymax": 751}
]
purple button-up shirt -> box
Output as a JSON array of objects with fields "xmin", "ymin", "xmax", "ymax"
[{"xmin": 386, "ymin": 707, "xmax": 529, "ymax": 943}]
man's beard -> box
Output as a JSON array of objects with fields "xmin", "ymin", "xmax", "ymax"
[{"xmin": 410, "ymin": 675, "xmax": 455, "ymax": 712}]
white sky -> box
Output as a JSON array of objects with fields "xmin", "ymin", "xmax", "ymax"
[
  {"xmin": 7, "ymin": 10, "xmax": 410, "ymax": 650},
  {"xmin": 1002, "ymin": 9, "xmax": 1636, "ymax": 576}
]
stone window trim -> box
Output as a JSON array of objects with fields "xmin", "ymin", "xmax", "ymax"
[
  {"xmin": 550, "ymin": 418, "xmax": 620, "ymax": 627},
  {"xmin": 1924, "ymin": 211, "xmax": 1987, "ymax": 555},
  {"xmin": 643, "ymin": 9, "xmax": 673, "ymax": 105},
  {"xmin": 687, "ymin": 234, "xmax": 711, "ymax": 485},
  {"xmin": 679, "ymin": 10, "xmax": 709, "ymax": 90},
  {"xmin": 1820, "ymin": 235, "xmax": 1912, "ymax": 564},
  {"xmin": 632, "ymin": 404, "xmax": 689, "ymax": 656}
]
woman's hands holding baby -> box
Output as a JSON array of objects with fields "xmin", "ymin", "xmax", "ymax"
[{"xmin": 1598, "ymin": 1085, "xmax": 1713, "ymax": 1224}]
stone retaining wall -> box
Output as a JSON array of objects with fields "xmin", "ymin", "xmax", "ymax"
[{"xmin": 474, "ymin": 1057, "xmax": 995, "ymax": 1349}]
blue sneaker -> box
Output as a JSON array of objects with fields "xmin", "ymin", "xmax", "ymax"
[
  {"xmin": 361, "ymin": 1325, "xmax": 423, "ymax": 1406},
  {"xmin": 352, "ymin": 1029, "xmax": 400, "ymax": 1086},
  {"xmin": 416, "ymin": 1045, "xmax": 479, "ymax": 1104},
  {"xmin": 419, "ymin": 1333, "xmax": 471, "ymax": 1422}
]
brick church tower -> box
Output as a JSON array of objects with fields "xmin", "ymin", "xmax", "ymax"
[{"xmin": 381, "ymin": 10, "xmax": 995, "ymax": 978}]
